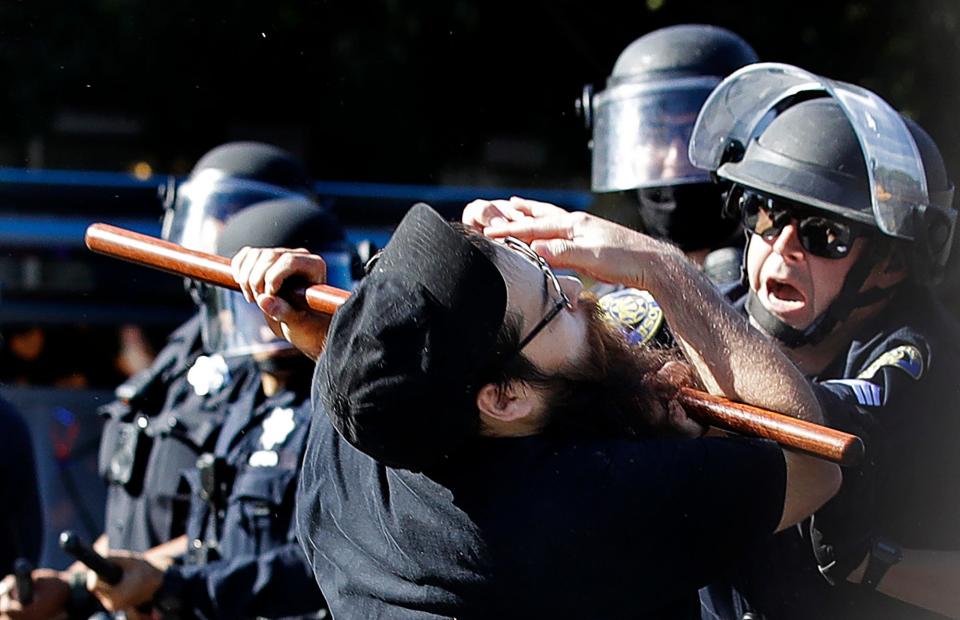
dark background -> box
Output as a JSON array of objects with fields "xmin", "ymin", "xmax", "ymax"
[{"xmin": 0, "ymin": 0, "xmax": 957, "ymax": 188}]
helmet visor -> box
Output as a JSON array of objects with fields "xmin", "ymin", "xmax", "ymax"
[
  {"xmin": 201, "ymin": 288, "xmax": 292, "ymax": 358},
  {"xmin": 163, "ymin": 171, "xmax": 307, "ymax": 253},
  {"xmin": 689, "ymin": 62, "xmax": 929, "ymax": 240},
  {"xmin": 591, "ymin": 77, "xmax": 719, "ymax": 192}
]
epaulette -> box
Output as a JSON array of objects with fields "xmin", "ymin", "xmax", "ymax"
[
  {"xmin": 857, "ymin": 344, "xmax": 924, "ymax": 381},
  {"xmin": 598, "ymin": 288, "xmax": 664, "ymax": 346}
]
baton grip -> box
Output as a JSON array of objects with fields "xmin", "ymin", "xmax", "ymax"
[
  {"xmin": 13, "ymin": 558, "xmax": 33, "ymax": 605},
  {"xmin": 58, "ymin": 531, "xmax": 123, "ymax": 586}
]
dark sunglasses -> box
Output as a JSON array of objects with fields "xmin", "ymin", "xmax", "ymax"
[{"xmin": 731, "ymin": 187, "xmax": 863, "ymax": 259}]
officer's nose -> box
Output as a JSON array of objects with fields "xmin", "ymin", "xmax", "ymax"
[
  {"xmin": 770, "ymin": 222, "xmax": 806, "ymax": 263},
  {"xmin": 661, "ymin": 136, "xmax": 685, "ymax": 176}
]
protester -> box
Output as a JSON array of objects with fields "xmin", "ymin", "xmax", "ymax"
[{"xmin": 232, "ymin": 201, "xmax": 840, "ymax": 618}]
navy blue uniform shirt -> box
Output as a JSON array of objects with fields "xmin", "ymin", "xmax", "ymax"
[
  {"xmin": 0, "ymin": 395, "xmax": 42, "ymax": 574},
  {"xmin": 98, "ymin": 314, "xmax": 258, "ymax": 552},
  {"xmin": 163, "ymin": 372, "xmax": 326, "ymax": 619},
  {"xmin": 702, "ymin": 284, "xmax": 960, "ymax": 619}
]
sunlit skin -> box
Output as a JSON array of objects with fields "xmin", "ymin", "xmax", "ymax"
[{"xmin": 746, "ymin": 221, "xmax": 865, "ymax": 331}]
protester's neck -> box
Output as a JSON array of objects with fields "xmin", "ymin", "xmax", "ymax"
[{"xmin": 478, "ymin": 412, "xmax": 545, "ymax": 438}]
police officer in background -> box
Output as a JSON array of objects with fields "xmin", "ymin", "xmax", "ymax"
[
  {"xmin": 582, "ymin": 24, "xmax": 757, "ymax": 278},
  {"xmin": 0, "ymin": 395, "xmax": 42, "ymax": 574},
  {"xmin": 572, "ymin": 25, "xmax": 757, "ymax": 347},
  {"xmin": 688, "ymin": 63, "xmax": 960, "ymax": 619},
  {"xmin": 87, "ymin": 198, "xmax": 350, "ymax": 619},
  {"xmin": 0, "ymin": 142, "xmax": 319, "ymax": 620}
]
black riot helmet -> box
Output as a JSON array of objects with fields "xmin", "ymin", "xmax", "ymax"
[
  {"xmin": 203, "ymin": 197, "xmax": 356, "ymax": 361},
  {"xmin": 581, "ymin": 25, "xmax": 757, "ymax": 251},
  {"xmin": 161, "ymin": 142, "xmax": 315, "ymax": 254},
  {"xmin": 690, "ymin": 63, "xmax": 956, "ymax": 347}
]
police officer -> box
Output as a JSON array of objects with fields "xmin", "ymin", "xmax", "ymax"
[
  {"xmin": 582, "ymin": 24, "xmax": 757, "ymax": 276},
  {"xmin": 0, "ymin": 142, "xmax": 317, "ymax": 620},
  {"xmin": 687, "ymin": 63, "xmax": 960, "ymax": 619},
  {"xmin": 87, "ymin": 198, "xmax": 349, "ymax": 619},
  {"xmin": 573, "ymin": 25, "xmax": 758, "ymax": 348},
  {"xmin": 0, "ymin": 394, "xmax": 42, "ymax": 574}
]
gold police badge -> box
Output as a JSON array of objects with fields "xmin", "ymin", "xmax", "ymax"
[{"xmin": 598, "ymin": 288, "xmax": 664, "ymax": 346}]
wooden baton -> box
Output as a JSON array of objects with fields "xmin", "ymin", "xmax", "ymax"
[{"xmin": 85, "ymin": 222, "xmax": 864, "ymax": 466}]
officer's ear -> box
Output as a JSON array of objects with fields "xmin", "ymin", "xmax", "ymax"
[{"xmin": 476, "ymin": 380, "xmax": 542, "ymax": 435}]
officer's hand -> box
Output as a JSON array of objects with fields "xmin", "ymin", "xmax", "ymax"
[
  {"xmin": 0, "ymin": 568, "xmax": 70, "ymax": 620},
  {"xmin": 88, "ymin": 551, "xmax": 168, "ymax": 613},
  {"xmin": 481, "ymin": 197, "xmax": 682, "ymax": 290},
  {"xmin": 231, "ymin": 246, "xmax": 332, "ymax": 360}
]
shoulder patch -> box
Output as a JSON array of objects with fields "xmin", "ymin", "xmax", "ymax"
[
  {"xmin": 599, "ymin": 288, "xmax": 664, "ymax": 346},
  {"xmin": 821, "ymin": 378, "xmax": 884, "ymax": 407},
  {"xmin": 857, "ymin": 344, "xmax": 924, "ymax": 381}
]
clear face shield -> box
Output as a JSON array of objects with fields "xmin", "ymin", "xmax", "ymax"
[
  {"xmin": 199, "ymin": 247, "xmax": 355, "ymax": 358},
  {"xmin": 589, "ymin": 77, "xmax": 720, "ymax": 192},
  {"xmin": 688, "ymin": 62, "xmax": 934, "ymax": 242},
  {"xmin": 161, "ymin": 169, "xmax": 308, "ymax": 253},
  {"xmin": 202, "ymin": 288, "xmax": 292, "ymax": 359}
]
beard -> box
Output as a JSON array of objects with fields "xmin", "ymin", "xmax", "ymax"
[{"xmin": 538, "ymin": 292, "xmax": 695, "ymax": 440}]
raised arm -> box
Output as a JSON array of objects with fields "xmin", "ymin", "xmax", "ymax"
[{"xmin": 473, "ymin": 197, "xmax": 841, "ymax": 530}]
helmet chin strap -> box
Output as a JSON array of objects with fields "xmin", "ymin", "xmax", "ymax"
[{"xmin": 743, "ymin": 237, "xmax": 897, "ymax": 349}]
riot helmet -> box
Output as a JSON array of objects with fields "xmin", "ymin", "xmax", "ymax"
[
  {"xmin": 161, "ymin": 141, "xmax": 315, "ymax": 253},
  {"xmin": 690, "ymin": 62, "xmax": 956, "ymax": 346},
  {"xmin": 203, "ymin": 197, "xmax": 355, "ymax": 360},
  {"xmin": 581, "ymin": 25, "xmax": 757, "ymax": 251}
]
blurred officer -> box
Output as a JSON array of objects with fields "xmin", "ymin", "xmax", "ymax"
[
  {"xmin": 0, "ymin": 395, "xmax": 42, "ymax": 574},
  {"xmin": 574, "ymin": 25, "xmax": 758, "ymax": 349},
  {"xmin": 0, "ymin": 142, "xmax": 318, "ymax": 620},
  {"xmin": 87, "ymin": 198, "xmax": 345, "ymax": 619},
  {"xmin": 582, "ymin": 24, "xmax": 757, "ymax": 278},
  {"xmin": 689, "ymin": 63, "xmax": 960, "ymax": 619}
]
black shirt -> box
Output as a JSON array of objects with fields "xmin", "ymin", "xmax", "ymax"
[{"xmin": 298, "ymin": 408, "xmax": 787, "ymax": 619}]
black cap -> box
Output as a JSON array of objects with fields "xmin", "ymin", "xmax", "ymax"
[{"xmin": 315, "ymin": 203, "xmax": 508, "ymax": 470}]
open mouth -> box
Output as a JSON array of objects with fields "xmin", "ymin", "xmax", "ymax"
[{"xmin": 764, "ymin": 279, "xmax": 807, "ymax": 313}]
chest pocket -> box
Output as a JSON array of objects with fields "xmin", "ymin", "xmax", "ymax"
[{"xmin": 222, "ymin": 467, "xmax": 297, "ymax": 557}]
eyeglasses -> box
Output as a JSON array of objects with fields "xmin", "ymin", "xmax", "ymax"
[
  {"xmin": 732, "ymin": 187, "xmax": 864, "ymax": 259},
  {"xmin": 501, "ymin": 237, "xmax": 573, "ymax": 353}
]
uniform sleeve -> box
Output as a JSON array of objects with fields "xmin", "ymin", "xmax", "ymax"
[{"xmin": 166, "ymin": 541, "xmax": 326, "ymax": 619}]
